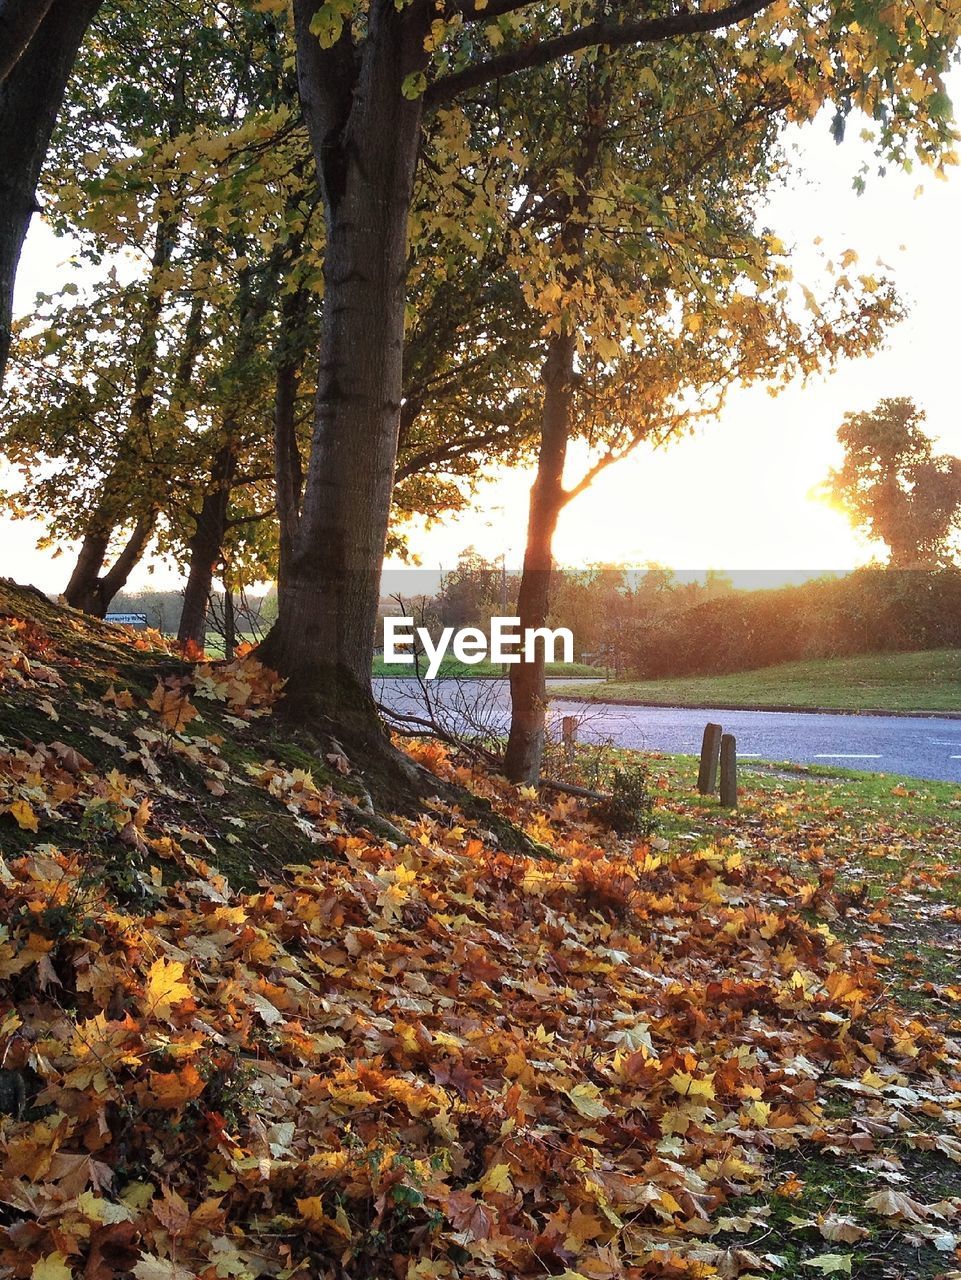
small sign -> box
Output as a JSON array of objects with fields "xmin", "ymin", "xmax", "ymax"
[{"xmin": 105, "ymin": 613, "xmax": 148, "ymax": 628}]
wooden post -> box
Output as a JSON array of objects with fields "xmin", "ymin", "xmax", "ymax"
[
  {"xmin": 719, "ymin": 733, "xmax": 737, "ymax": 808},
  {"xmin": 562, "ymin": 715, "xmax": 577, "ymax": 764},
  {"xmin": 697, "ymin": 723, "xmax": 722, "ymax": 795}
]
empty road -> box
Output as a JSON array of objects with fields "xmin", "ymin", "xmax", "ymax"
[{"xmin": 375, "ymin": 678, "xmax": 961, "ymax": 784}]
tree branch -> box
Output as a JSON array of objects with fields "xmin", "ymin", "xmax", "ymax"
[
  {"xmin": 427, "ymin": 0, "xmax": 776, "ymax": 107},
  {"xmin": 450, "ymin": 0, "xmax": 545, "ymax": 21},
  {"xmin": 560, "ymin": 407, "xmax": 697, "ymax": 507},
  {"xmin": 396, "ymin": 421, "xmax": 516, "ymax": 480},
  {"xmin": 291, "ymin": 0, "xmax": 356, "ymax": 195}
]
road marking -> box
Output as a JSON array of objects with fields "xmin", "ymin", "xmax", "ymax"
[
  {"xmin": 815, "ymin": 753, "xmax": 883, "ymax": 759},
  {"xmin": 951, "ymin": 755, "xmax": 961, "ymax": 760}
]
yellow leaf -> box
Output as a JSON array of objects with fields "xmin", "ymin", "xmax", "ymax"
[
  {"xmin": 147, "ymin": 680, "xmax": 198, "ymax": 731},
  {"xmin": 31, "ymin": 1255, "xmax": 73, "ymax": 1280},
  {"xmin": 669, "ymin": 1071, "xmax": 716, "ymax": 1101},
  {"xmin": 143, "ymin": 958, "xmax": 192, "ymax": 1019},
  {"xmin": 802, "ymin": 1255, "xmax": 853, "ymax": 1275},
  {"xmin": 567, "ymin": 1081, "xmax": 610, "ymax": 1119},
  {"xmin": 742, "ymin": 1100, "xmax": 771, "ymax": 1126},
  {"xmin": 479, "ymin": 1163, "xmax": 512, "ymax": 1195},
  {"xmin": 9, "ymin": 799, "xmax": 39, "ymax": 832},
  {"xmin": 297, "ymin": 1195, "xmax": 326, "ymax": 1222}
]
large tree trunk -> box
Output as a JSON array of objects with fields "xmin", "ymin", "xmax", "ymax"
[
  {"xmin": 177, "ymin": 448, "xmax": 236, "ymax": 651},
  {"xmin": 0, "ymin": 0, "xmax": 54, "ymax": 82},
  {"xmin": 63, "ymin": 499, "xmax": 159, "ymax": 616},
  {"xmin": 62, "ymin": 527, "xmax": 112, "ymax": 614},
  {"xmin": 97, "ymin": 511, "xmax": 156, "ymax": 606},
  {"xmin": 273, "ymin": 283, "xmax": 309, "ymax": 598},
  {"xmin": 503, "ymin": 330, "xmax": 577, "ymax": 784},
  {"xmin": 0, "ymin": 0, "xmax": 101, "ymax": 384},
  {"xmin": 259, "ymin": 0, "xmax": 429, "ymax": 743}
]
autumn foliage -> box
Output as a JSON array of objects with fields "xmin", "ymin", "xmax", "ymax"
[{"xmin": 1, "ymin": 589, "xmax": 961, "ymax": 1279}]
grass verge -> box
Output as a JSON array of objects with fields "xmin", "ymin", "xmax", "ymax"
[{"xmin": 554, "ymin": 647, "xmax": 961, "ymax": 714}]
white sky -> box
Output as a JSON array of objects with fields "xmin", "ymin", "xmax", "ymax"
[{"xmin": 3, "ymin": 92, "xmax": 960, "ymax": 593}]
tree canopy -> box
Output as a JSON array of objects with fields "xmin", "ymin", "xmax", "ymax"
[{"xmin": 824, "ymin": 397, "xmax": 961, "ymax": 568}]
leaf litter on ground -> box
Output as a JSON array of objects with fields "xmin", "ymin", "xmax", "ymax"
[{"xmin": 0, "ymin": 593, "xmax": 960, "ymax": 1278}]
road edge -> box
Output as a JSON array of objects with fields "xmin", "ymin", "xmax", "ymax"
[{"xmin": 547, "ymin": 693, "xmax": 961, "ymax": 720}]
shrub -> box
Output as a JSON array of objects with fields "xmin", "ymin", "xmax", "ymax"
[
  {"xmin": 593, "ymin": 764, "xmax": 659, "ymax": 837},
  {"xmin": 628, "ymin": 568, "xmax": 961, "ymax": 677}
]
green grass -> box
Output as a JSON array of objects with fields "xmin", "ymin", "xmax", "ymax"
[
  {"xmin": 202, "ymin": 631, "xmax": 259, "ymax": 659},
  {"xmin": 371, "ymin": 656, "xmax": 599, "ymax": 679},
  {"xmin": 554, "ymin": 648, "xmax": 961, "ymax": 714}
]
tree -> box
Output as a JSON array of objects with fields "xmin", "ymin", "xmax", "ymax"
[
  {"xmin": 258, "ymin": 0, "xmax": 961, "ymax": 785},
  {"xmin": 0, "ymin": 0, "xmax": 291, "ymax": 611},
  {"xmin": 0, "ymin": 0, "xmax": 102, "ymax": 385},
  {"xmin": 434, "ymin": 547, "xmax": 511, "ymax": 630},
  {"xmin": 825, "ymin": 397, "xmax": 961, "ymax": 568},
  {"xmin": 3, "ymin": 54, "xmax": 538, "ymax": 634},
  {"xmin": 499, "ymin": 37, "xmax": 900, "ymax": 781}
]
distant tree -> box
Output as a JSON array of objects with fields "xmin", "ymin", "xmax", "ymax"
[
  {"xmin": 434, "ymin": 548, "xmax": 510, "ymax": 631},
  {"xmin": 824, "ymin": 398, "xmax": 961, "ymax": 568},
  {"xmin": 111, "ymin": 588, "xmax": 185, "ymax": 634}
]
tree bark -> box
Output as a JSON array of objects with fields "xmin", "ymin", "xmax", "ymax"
[
  {"xmin": 177, "ymin": 447, "xmax": 236, "ymax": 651},
  {"xmin": 503, "ymin": 329, "xmax": 577, "ymax": 783},
  {"xmin": 259, "ymin": 0, "xmax": 430, "ymax": 739},
  {"xmin": 62, "ymin": 527, "xmax": 111, "ymax": 614},
  {"xmin": 0, "ymin": 0, "xmax": 101, "ymax": 385},
  {"xmin": 62, "ymin": 510, "xmax": 156, "ymax": 616},
  {"xmin": 0, "ymin": 0, "xmax": 54, "ymax": 82},
  {"xmin": 223, "ymin": 583, "xmax": 236, "ymax": 660},
  {"xmin": 273, "ymin": 283, "xmax": 309, "ymax": 598},
  {"xmin": 98, "ymin": 511, "xmax": 156, "ymax": 605}
]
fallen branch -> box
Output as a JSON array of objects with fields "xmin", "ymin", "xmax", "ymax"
[
  {"xmin": 377, "ymin": 702, "xmax": 501, "ymax": 768},
  {"xmin": 379, "ymin": 701, "xmax": 612, "ymax": 803}
]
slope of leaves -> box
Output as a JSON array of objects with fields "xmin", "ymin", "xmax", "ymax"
[{"xmin": 1, "ymin": 584, "xmax": 960, "ymax": 1279}]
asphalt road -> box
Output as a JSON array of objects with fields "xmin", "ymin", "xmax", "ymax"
[{"xmin": 375, "ymin": 677, "xmax": 961, "ymax": 784}]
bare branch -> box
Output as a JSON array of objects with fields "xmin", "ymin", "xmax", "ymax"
[{"xmin": 427, "ymin": 0, "xmax": 776, "ymax": 107}]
